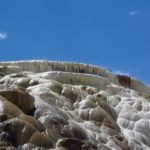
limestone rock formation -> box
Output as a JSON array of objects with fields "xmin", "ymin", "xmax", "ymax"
[{"xmin": 0, "ymin": 60, "xmax": 150, "ymax": 150}]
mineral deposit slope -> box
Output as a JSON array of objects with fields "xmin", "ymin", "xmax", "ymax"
[{"xmin": 0, "ymin": 60, "xmax": 149, "ymax": 150}]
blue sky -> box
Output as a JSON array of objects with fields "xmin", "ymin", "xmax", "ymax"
[{"xmin": 0, "ymin": 0, "xmax": 150, "ymax": 85}]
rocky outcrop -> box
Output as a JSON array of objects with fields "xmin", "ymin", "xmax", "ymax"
[
  {"xmin": 117, "ymin": 75, "xmax": 131, "ymax": 88},
  {"xmin": 0, "ymin": 87, "xmax": 35, "ymax": 114},
  {"xmin": 0, "ymin": 60, "xmax": 149, "ymax": 150}
]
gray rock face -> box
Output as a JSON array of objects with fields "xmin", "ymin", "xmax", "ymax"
[{"xmin": 0, "ymin": 60, "xmax": 149, "ymax": 150}]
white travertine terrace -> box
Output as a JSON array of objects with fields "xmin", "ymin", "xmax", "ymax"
[
  {"xmin": 0, "ymin": 60, "xmax": 150, "ymax": 150},
  {"xmin": 0, "ymin": 60, "xmax": 149, "ymax": 94}
]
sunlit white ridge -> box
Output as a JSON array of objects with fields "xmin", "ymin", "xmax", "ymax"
[{"xmin": 0, "ymin": 60, "xmax": 149, "ymax": 94}]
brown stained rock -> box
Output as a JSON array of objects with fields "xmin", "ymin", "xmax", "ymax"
[
  {"xmin": 82, "ymin": 143, "xmax": 97, "ymax": 150},
  {"xmin": 0, "ymin": 118, "xmax": 37, "ymax": 146},
  {"xmin": 94, "ymin": 93, "xmax": 107, "ymax": 103},
  {"xmin": 0, "ymin": 113, "xmax": 8, "ymax": 122},
  {"xmin": 117, "ymin": 75, "xmax": 131, "ymax": 88},
  {"xmin": 98, "ymin": 101, "xmax": 117, "ymax": 121},
  {"xmin": 56, "ymin": 138, "xmax": 83, "ymax": 150},
  {"xmin": 0, "ymin": 89, "xmax": 35, "ymax": 114},
  {"xmin": 0, "ymin": 95, "xmax": 24, "ymax": 117},
  {"xmin": 61, "ymin": 121, "xmax": 88, "ymax": 141},
  {"xmin": 0, "ymin": 140, "xmax": 15, "ymax": 150},
  {"xmin": 100, "ymin": 125, "xmax": 120, "ymax": 137},
  {"xmin": 89, "ymin": 106, "xmax": 108, "ymax": 122},
  {"xmin": 0, "ymin": 117, "xmax": 52, "ymax": 149},
  {"xmin": 61, "ymin": 86, "xmax": 78, "ymax": 103},
  {"xmin": 29, "ymin": 132, "xmax": 53, "ymax": 149},
  {"xmin": 86, "ymin": 87, "xmax": 98, "ymax": 95},
  {"xmin": 17, "ymin": 114, "xmax": 45, "ymax": 132},
  {"xmin": 46, "ymin": 128, "xmax": 62, "ymax": 145},
  {"xmin": 78, "ymin": 108, "xmax": 90, "ymax": 121},
  {"xmin": 0, "ymin": 113, "xmax": 13, "ymax": 123},
  {"xmin": 39, "ymin": 114, "xmax": 68, "ymax": 135},
  {"xmin": 61, "ymin": 125, "xmax": 72, "ymax": 138},
  {"xmin": 89, "ymin": 106, "xmax": 119, "ymax": 131}
]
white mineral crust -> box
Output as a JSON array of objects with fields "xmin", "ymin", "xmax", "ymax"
[{"xmin": 0, "ymin": 60, "xmax": 149, "ymax": 150}]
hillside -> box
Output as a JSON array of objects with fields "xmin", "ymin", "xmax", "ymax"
[{"xmin": 0, "ymin": 60, "xmax": 150, "ymax": 150}]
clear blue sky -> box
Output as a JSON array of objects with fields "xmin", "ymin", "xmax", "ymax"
[{"xmin": 0, "ymin": 0, "xmax": 150, "ymax": 85}]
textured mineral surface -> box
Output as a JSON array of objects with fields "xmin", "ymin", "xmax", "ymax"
[{"xmin": 0, "ymin": 60, "xmax": 150, "ymax": 150}]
